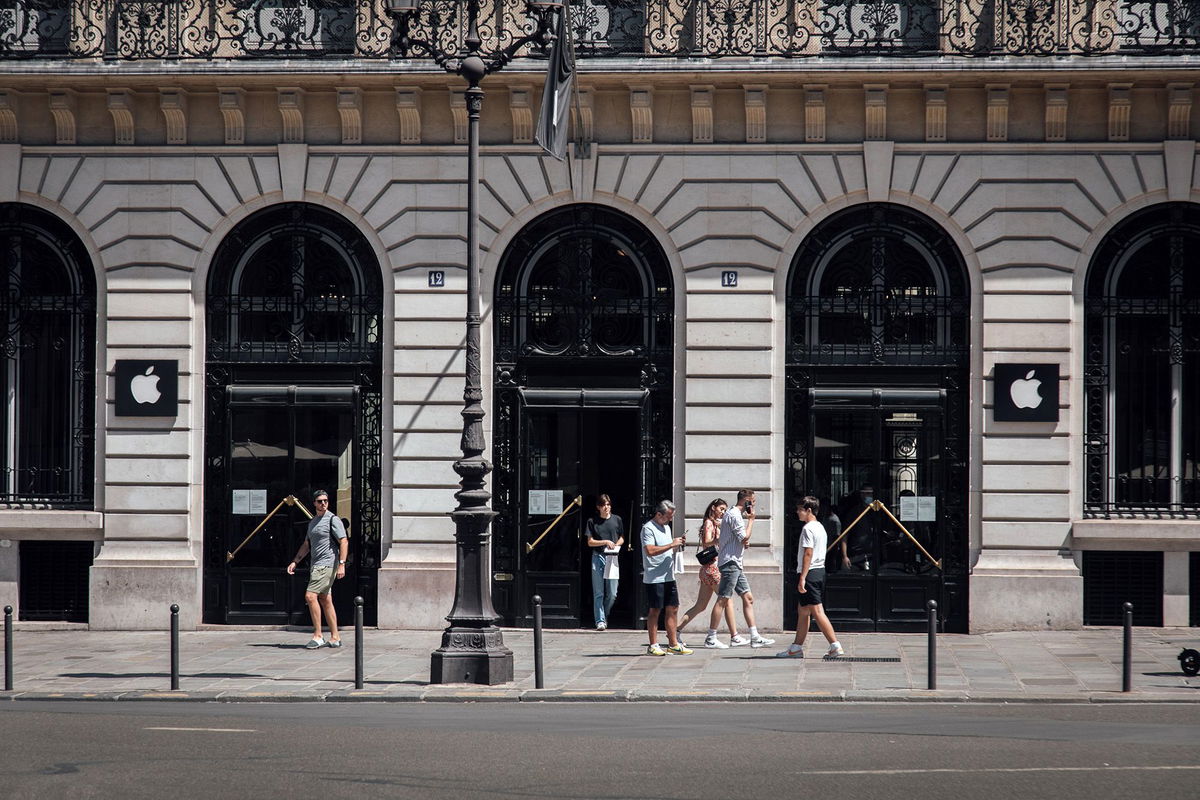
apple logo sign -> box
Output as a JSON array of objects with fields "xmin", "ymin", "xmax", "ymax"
[
  {"xmin": 994, "ymin": 363, "xmax": 1058, "ymax": 422},
  {"xmin": 130, "ymin": 366, "xmax": 162, "ymax": 405},
  {"xmin": 115, "ymin": 359, "xmax": 178, "ymax": 417},
  {"xmin": 1009, "ymin": 369, "xmax": 1042, "ymax": 410}
]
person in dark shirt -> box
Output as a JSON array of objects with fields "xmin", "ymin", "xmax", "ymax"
[{"xmin": 585, "ymin": 493, "xmax": 625, "ymax": 630}]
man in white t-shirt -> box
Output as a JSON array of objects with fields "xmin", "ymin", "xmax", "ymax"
[
  {"xmin": 777, "ymin": 495, "xmax": 844, "ymax": 659},
  {"xmin": 641, "ymin": 500, "xmax": 691, "ymax": 657}
]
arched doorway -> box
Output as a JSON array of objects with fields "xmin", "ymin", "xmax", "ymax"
[
  {"xmin": 492, "ymin": 204, "xmax": 674, "ymax": 628},
  {"xmin": 785, "ymin": 203, "xmax": 970, "ymax": 632},
  {"xmin": 203, "ymin": 203, "xmax": 382, "ymax": 625}
]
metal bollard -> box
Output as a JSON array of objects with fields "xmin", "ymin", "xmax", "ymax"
[
  {"xmin": 1122, "ymin": 602, "xmax": 1133, "ymax": 693},
  {"xmin": 926, "ymin": 599, "xmax": 938, "ymax": 691},
  {"xmin": 4, "ymin": 605, "xmax": 12, "ymax": 692},
  {"xmin": 354, "ymin": 596, "xmax": 364, "ymax": 690},
  {"xmin": 532, "ymin": 595, "xmax": 544, "ymax": 690},
  {"xmin": 170, "ymin": 604, "xmax": 180, "ymax": 691}
]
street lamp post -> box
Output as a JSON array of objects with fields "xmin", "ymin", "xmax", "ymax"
[{"xmin": 386, "ymin": 0, "xmax": 563, "ymax": 685}]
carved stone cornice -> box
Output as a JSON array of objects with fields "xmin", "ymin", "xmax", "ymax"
[
  {"xmin": 450, "ymin": 90, "xmax": 467, "ymax": 144},
  {"xmin": 570, "ymin": 87, "xmax": 593, "ymax": 146},
  {"xmin": 107, "ymin": 88, "xmax": 135, "ymax": 145},
  {"xmin": 864, "ymin": 84, "xmax": 887, "ymax": 141},
  {"xmin": 509, "ymin": 85, "xmax": 533, "ymax": 144},
  {"xmin": 744, "ymin": 84, "xmax": 766, "ymax": 144},
  {"xmin": 1108, "ymin": 83, "xmax": 1132, "ymax": 143},
  {"xmin": 49, "ymin": 89, "xmax": 76, "ymax": 145},
  {"xmin": 925, "ymin": 84, "xmax": 947, "ymax": 143},
  {"xmin": 1045, "ymin": 83, "xmax": 1069, "ymax": 142},
  {"xmin": 986, "ymin": 84, "xmax": 1009, "ymax": 142},
  {"xmin": 277, "ymin": 87, "xmax": 305, "ymax": 144},
  {"xmin": 396, "ymin": 87, "xmax": 422, "ymax": 144},
  {"xmin": 690, "ymin": 85, "xmax": 714, "ymax": 144},
  {"xmin": 1168, "ymin": 83, "xmax": 1194, "ymax": 140},
  {"xmin": 804, "ymin": 85, "xmax": 826, "ymax": 144},
  {"xmin": 159, "ymin": 87, "xmax": 188, "ymax": 145},
  {"xmin": 218, "ymin": 87, "xmax": 245, "ymax": 145},
  {"xmin": 0, "ymin": 91, "xmax": 16, "ymax": 144},
  {"xmin": 337, "ymin": 87, "xmax": 362, "ymax": 145},
  {"xmin": 629, "ymin": 85, "xmax": 653, "ymax": 144}
]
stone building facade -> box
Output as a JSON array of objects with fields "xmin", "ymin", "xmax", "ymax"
[{"xmin": 1, "ymin": 1, "xmax": 1197, "ymax": 631}]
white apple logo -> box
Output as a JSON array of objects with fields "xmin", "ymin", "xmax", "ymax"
[
  {"xmin": 130, "ymin": 366, "xmax": 162, "ymax": 405},
  {"xmin": 1009, "ymin": 369, "xmax": 1043, "ymax": 410}
]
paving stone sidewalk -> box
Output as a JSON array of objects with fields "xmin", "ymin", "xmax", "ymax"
[{"xmin": 1, "ymin": 627, "xmax": 1198, "ymax": 703}]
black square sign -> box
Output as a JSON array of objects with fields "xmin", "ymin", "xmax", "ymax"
[
  {"xmin": 994, "ymin": 363, "xmax": 1059, "ymax": 422},
  {"xmin": 115, "ymin": 360, "xmax": 178, "ymax": 417}
]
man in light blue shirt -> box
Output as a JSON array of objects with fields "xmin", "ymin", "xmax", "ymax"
[{"xmin": 641, "ymin": 500, "xmax": 690, "ymax": 656}]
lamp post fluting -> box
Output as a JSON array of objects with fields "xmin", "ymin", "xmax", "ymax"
[{"xmin": 387, "ymin": 0, "xmax": 562, "ymax": 685}]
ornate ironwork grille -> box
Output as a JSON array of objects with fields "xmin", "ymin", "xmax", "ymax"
[
  {"xmin": 204, "ymin": 203, "xmax": 382, "ymax": 604},
  {"xmin": 3, "ymin": 0, "xmax": 1198, "ymax": 59},
  {"xmin": 785, "ymin": 204, "xmax": 970, "ymax": 628},
  {"xmin": 1085, "ymin": 203, "xmax": 1200, "ymax": 518},
  {"xmin": 492, "ymin": 204, "xmax": 674, "ymax": 589},
  {"xmin": 1, "ymin": 203, "xmax": 96, "ymax": 508}
]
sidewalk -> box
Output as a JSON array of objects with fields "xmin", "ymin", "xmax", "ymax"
[{"xmin": 1, "ymin": 626, "xmax": 1197, "ymax": 703}]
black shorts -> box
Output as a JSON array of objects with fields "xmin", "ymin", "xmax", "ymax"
[
  {"xmin": 645, "ymin": 580, "xmax": 680, "ymax": 610},
  {"xmin": 799, "ymin": 568, "xmax": 826, "ymax": 607}
]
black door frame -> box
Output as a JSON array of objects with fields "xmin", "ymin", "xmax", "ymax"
[{"xmin": 511, "ymin": 391, "xmax": 652, "ymax": 628}]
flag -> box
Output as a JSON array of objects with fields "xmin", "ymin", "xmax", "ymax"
[{"xmin": 534, "ymin": 3, "xmax": 575, "ymax": 161}]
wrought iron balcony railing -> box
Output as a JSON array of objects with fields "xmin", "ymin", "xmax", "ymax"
[{"xmin": 1, "ymin": 0, "xmax": 1196, "ymax": 60}]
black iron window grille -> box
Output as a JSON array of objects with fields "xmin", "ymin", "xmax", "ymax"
[
  {"xmin": 787, "ymin": 204, "xmax": 970, "ymax": 368},
  {"xmin": 3, "ymin": 0, "xmax": 1198, "ymax": 60},
  {"xmin": 1085, "ymin": 203, "xmax": 1200, "ymax": 519},
  {"xmin": 207, "ymin": 205, "xmax": 381, "ymax": 366},
  {"xmin": 0, "ymin": 203, "xmax": 96, "ymax": 508}
]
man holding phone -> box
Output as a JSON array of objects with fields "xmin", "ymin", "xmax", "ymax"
[{"xmin": 705, "ymin": 489, "xmax": 774, "ymax": 648}]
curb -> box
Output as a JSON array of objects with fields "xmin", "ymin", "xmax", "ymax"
[{"xmin": 3, "ymin": 689, "xmax": 1198, "ymax": 704}]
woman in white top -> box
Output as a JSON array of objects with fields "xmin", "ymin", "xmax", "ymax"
[{"xmin": 677, "ymin": 498, "xmax": 737, "ymax": 646}]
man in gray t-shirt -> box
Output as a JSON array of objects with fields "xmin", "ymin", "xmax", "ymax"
[{"xmin": 286, "ymin": 489, "xmax": 349, "ymax": 649}]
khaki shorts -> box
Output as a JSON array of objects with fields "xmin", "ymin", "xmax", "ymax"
[{"xmin": 306, "ymin": 565, "xmax": 335, "ymax": 594}]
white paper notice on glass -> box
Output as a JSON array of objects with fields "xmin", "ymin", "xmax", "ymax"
[
  {"xmin": 917, "ymin": 496, "xmax": 936, "ymax": 522},
  {"xmin": 899, "ymin": 495, "xmax": 917, "ymax": 521},
  {"xmin": 232, "ymin": 490, "xmax": 250, "ymax": 515},
  {"xmin": 546, "ymin": 491, "xmax": 564, "ymax": 516},
  {"xmin": 249, "ymin": 490, "xmax": 268, "ymax": 515},
  {"xmin": 528, "ymin": 490, "xmax": 547, "ymax": 516}
]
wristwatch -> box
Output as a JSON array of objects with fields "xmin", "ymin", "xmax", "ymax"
[{"xmin": 338, "ymin": 560, "xmax": 346, "ymax": 565}]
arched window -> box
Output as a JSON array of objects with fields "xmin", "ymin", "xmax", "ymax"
[
  {"xmin": 0, "ymin": 204, "xmax": 95, "ymax": 507},
  {"xmin": 207, "ymin": 203, "xmax": 381, "ymax": 364},
  {"xmin": 1085, "ymin": 203, "xmax": 1200, "ymax": 517},
  {"xmin": 788, "ymin": 204, "xmax": 968, "ymax": 365},
  {"xmin": 495, "ymin": 204, "xmax": 671, "ymax": 365}
]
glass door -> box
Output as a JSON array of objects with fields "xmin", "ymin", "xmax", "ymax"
[
  {"xmin": 797, "ymin": 398, "xmax": 946, "ymax": 631},
  {"xmin": 223, "ymin": 386, "xmax": 356, "ymax": 624}
]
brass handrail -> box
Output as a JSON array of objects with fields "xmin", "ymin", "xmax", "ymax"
[
  {"xmin": 824, "ymin": 499, "xmax": 942, "ymax": 571},
  {"xmin": 226, "ymin": 494, "xmax": 314, "ymax": 563},
  {"xmin": 525, "ymin": 495, "xmax": 583, "ymax": 554}
]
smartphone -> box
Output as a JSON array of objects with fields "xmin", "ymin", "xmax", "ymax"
[{"xmin": 743, "ymin": 501, "xmax": 753, "ymax": 515}]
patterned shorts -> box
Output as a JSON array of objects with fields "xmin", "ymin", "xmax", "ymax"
[{"xmin": 699, "ymin": 561, "xmax": 720, "ymax": 589}]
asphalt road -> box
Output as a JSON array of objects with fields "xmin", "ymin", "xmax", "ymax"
[{"xmin": 2, "ymin": 702, "xmax": 1198, "ymax": 799}]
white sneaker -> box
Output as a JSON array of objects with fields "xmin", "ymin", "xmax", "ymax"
[
  {"xmin": 704, "ymin": 636, "xmax": 729, "ymax": 649},
  {"xmin": 825, "ymin": 643, "xmax": 845, "ymax": 659},
  {"xmin": 729, "ymin": 634, "xmax": 751, "ymax": 647},
  {"xmin": 775, "ymin": 645, "xmax": 804, "ymax": 658},
  {"xmin": 596, "ymin": 622, "xmax": 607, "ymax": 631},
  {"xmin": 751, "ymin": 635, "xmax": 775, "ymax": 648}
]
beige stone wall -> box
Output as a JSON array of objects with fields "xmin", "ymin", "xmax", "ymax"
[{"xmin": 0, "ymin": 61, "xmax": 1197, "ymax": 628}]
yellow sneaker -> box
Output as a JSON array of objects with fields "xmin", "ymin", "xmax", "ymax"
[
  {"xmin": 667, "ymin": 644, "xmax": 693, "ymax": 655},
  {"xmin": 647, "ymin": 644, "xmax": 667, "ymax": 656}
]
